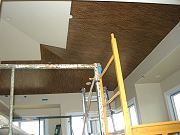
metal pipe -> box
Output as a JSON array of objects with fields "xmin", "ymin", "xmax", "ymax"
[
  {"xmin": 81, "ymin": 88, "xmax": 89, "ymax": 134},
  {"xmin": 81, "ymin": 88, "xmax": 87, "ymax": 115},
  {"xmin": 0, "ymin": 64, "xmax": 95, "ymax": 69},
  {"xmin": 8, "ymin": 68, "xmax": 15, "ymax": 135},
  {"xmin": 39, "ymin": 118, "xmax": 40, "ymax": 135},
  {"xmin": 13, "ymin": 115, "xmax": 73, "ymax": 121},
  {"xmin": 70, "ymin": 117, "xmax": 73, "ymax": 135}
]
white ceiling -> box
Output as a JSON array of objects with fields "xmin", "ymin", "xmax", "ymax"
[
  {"xmin": 137, "ymin": 45, "xmax": 180, "ymax": 83},
  {"xmin": 1, "ymin": 1, "xmax": 71, "ymax": 49},
  {"xmin": 99, "ymin": 0, "xmax": 180, "ymax": 5}
]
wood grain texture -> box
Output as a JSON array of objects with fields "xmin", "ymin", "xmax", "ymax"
[{"xmin": 0, "ymin": 2, "xmax": 180, "ymax": 95}]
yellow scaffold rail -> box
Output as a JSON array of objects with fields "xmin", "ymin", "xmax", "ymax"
[
  {"xmin": 110, "ymin": 33, "xmax": 132, "ymax": 135},
  {"xmin": 99, "ymin": 33, "xmax": 132, "ymax": 135}
]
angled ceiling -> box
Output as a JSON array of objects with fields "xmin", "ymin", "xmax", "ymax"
[
  {"xmin": 1, "ymin": 1, "xmax": 71, "ymax": 60},
  {"xmin": 137, "ymin": 45, "xmax": 180, "ymax": 83},
  {"xmin": 0, "ymin": 2, "xmax": 180, "ymax": 95}
]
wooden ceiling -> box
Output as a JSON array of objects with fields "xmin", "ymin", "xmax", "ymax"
[{"xmin": 0, "ymin": 2, "xmax": 180, "ymax": 95}]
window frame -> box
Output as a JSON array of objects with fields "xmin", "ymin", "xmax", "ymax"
[{"xmin": 165, "ymin": 84, "xmax": 180, "ymax": 121}]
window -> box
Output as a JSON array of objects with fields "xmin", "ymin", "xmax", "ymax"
[
  {"xmin": 171, "ymin": 92, "xmax": 180, "ymax": 120},
  {"xmin": 129, "ymin": 105, "xmax": 139, "ymax": 126},
  {"xmin": 13, "ymin": 120, "xmax": 44, "ymax": 135},
  {"xmin": 108, "ymin": 98, "xmax": 139, "ymax": 132},
  {"xmin": 112, "ymin": 111, "xmax": 124, "ymax": 131},
  {"xmin": 165, "ymin": 86, "xmax": 180, "ymax": 121},
  {"xmin": 71, "ymin": 98, "xmax": 139, "ymax": 134},
  {"xmin": 71, "ymin": 116, "xmax": 88, "ymax": 135}
]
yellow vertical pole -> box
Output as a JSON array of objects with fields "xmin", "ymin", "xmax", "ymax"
[{"xmin": 111, "ymin": 33, "xmax": 132, "ymax": 135}]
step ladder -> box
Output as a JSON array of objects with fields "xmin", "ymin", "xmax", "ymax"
[{"xmin": 81, "ymin": 87, "xmax": 116, "ymax": 134}]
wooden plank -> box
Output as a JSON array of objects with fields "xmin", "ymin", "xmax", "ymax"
[{"xmin": 132, "ymin": 121, "xmax": 180, "ymax": 135}]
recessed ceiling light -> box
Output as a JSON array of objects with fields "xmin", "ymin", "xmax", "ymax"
[{"xmin": 86, "ymin": 81, "xmax": 91, "ymax": 86}]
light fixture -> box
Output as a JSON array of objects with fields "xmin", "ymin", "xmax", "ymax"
[
  {"xmin": 86, "ymin": 81, "xmax": 91, "ymax": 86},
  {"xmin": 42, "ymin": 98, "xmax": 48, "ymax": 102}
]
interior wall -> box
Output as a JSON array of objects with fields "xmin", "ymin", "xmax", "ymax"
[
  {"xmin": 0, "ymin": 93, "xmax": 84, "ymax": 135},
  {"xmin": 0, "ymin": 91, "xmax": 114, "ymax": 135},
  {"xmin": 120, "ymin": 22, "xmax": 180, "ymax": 124},
  {"xmin": 0, "ymin": 19, "xmax": 40, "ymax": 61},
  {"xmin": 135, "ymin": 83, "xmax": 169, "ymax": 124},
  {"xmin": 160, "ymin": 68, "xmax": 180, "ymax": 93},
  {"xmin": 16, "ymin": 108, "xmax": 61, "ymax": 135}
]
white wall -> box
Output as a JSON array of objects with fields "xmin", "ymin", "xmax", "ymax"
[
  {"xmin": 121, "ymin": 22, "xmax": 180, "ymax": 124},
  {"xmin": 0, "ymin": 19, "xmax": 40, "ymax": 61},
  {"xmin": 0, "ymin": 92, "xmax": 110, "ymax": 135},
  {"xmin": 161, "ymin": 69, "xmax": 180, "ymax": 93},
  {"xmin": 135, "ymin": 83, "xmax": 169, "ymax": 124},
  {"xmin": 0, "ymin": 93, "xmax": 83, "ymax": 134}
]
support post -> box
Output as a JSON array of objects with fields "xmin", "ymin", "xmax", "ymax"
[
  {"xmin": 9, "ymin": 68, "xmax": 15, "ymax": 135},
  {"xmin": 81, "ymin": 88, "xmax": 87, "ymax": 117},
  {"xmin": 94, "ymin": 63, "xmax": 108, "ymax": 135},
  {"xmin": 70, "ymin": 116, "xmax": 73, "ymax": 135},
  {"xmin": 111, "ymin": 33, "xmax": 132, "ymax": 135},
  {"xmin": 39, "ymin": 118, "xmax": 41, "ymax": 135},
  {"xmin": 81, "ymin": 88, "xmax": 89, "ymax": 134}
]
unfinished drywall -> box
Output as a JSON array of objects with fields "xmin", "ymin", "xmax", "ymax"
[
  {"xmin": 0, "ymin": 19, "xmax": 40, "ymax": 61},
  {"xmin": 135, "ymin": 83, "xmax": 169, "ymax": 124}
]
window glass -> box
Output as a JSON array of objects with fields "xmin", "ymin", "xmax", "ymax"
[
  {"xmin": 72, "ymin": 116, "xmax": 87, "ymax": 135},
  {"xmin": 13, "ymin": 122, "xmax": 19, "ymax": 127},
  {"xmin": 21, "ymin": 120, "xmax": 44, "ymax": 135},
  {"xmin": 113, "ymin": 112, "xmax": 125, "ymax": 131},
  {"xmin": 111, "ymin": 104, "xmax": 139, "ymax": 132},
  {"xmin": 171, "ymin": 92, "xmax": 180, "ymax": 120},
  {"xmin": 129, "ymin": 105, "xmax": 139, "ymax": 126},
  {"xmin": 108, "ymin": 116, "xmax": 115, "ymax": 133}
]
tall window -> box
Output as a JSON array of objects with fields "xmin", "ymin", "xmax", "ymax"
[
  {"xmin": 165, "ymin": 87, "xmax": 180, "ymax": 121},
  {"xmin": 129, "ymin": 104, "xmax": 139, "ymax": 126},
  {"xmin": 171, "ymin": 92, "xmax": 180, "ymax": 120},
  {"xmin": 71, "ymin": 98, "xmax": 139, "ymax": 134},
  {"xmin": 108, "ymin": 98, "xmax": 139, "ymax": 133},
  {"xmin": 13, "ymin": 120, "xmax": 44, "ymax": 135},
  {"xmin": 71, "ymin": 116, "xmax": 88, "ymax": 135}
]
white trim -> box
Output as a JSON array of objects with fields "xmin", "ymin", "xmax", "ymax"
[{"xmin": 164, "ymin": 84, "xmax": 180, "ymax": 120}]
